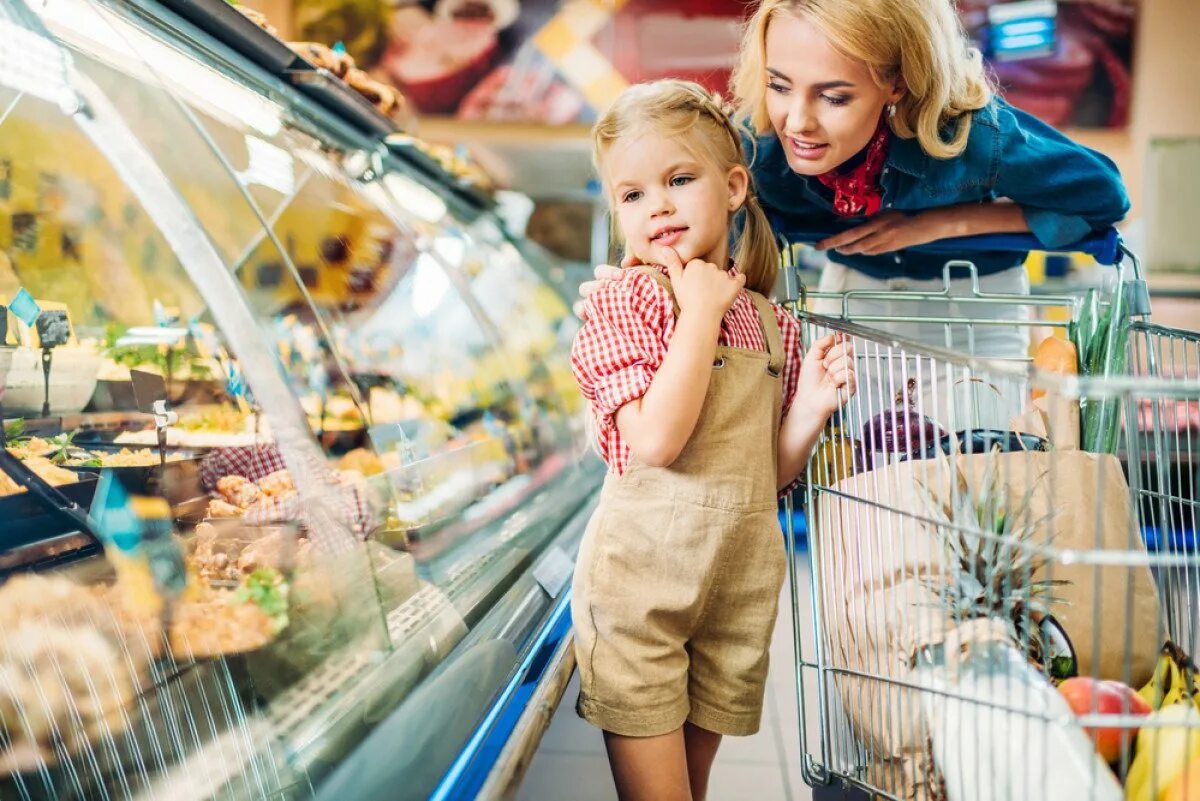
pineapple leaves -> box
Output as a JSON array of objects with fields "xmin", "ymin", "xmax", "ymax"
[{"xmin": 915, "ymin": 446, "xmax": 1068, "ymax": 663}]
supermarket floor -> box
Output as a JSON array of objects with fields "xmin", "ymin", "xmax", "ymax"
[{"xmin": 518, "ymin": 554, "xmax": 821, "ymax": 801}]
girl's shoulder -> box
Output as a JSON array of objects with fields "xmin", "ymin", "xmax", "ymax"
[{"xmin": 583, "ymin": 266, "xmax": 675, "ymax": 327}]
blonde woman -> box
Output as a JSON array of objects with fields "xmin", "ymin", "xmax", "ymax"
[{"xmin": 584, "ymin": 0, "xmax": 1130, "ymax": 360}]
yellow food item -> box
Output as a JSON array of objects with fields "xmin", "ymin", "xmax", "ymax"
[
  {"xmin": 1165, "ymin": 755, "xmax": 1200, "ymax": 801},
  {"xmin": 1032, "ymin": 335, "xmax": 1078, "ymax": 400},
  {"xmin": 1125, "ymin": 704, "xmax": 1200, "ymax": 801}
]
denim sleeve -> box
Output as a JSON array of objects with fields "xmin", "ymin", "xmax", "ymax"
[{"xmin": 992, "ymin": 100, "xmax": 1130, "ymax": 249}]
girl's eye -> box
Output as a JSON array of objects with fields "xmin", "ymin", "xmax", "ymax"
[
  {"xmin": 822, "ymin": 94, "xmax": 851, "ymax": 107},
  {"xmin": 767, "ymin": 81, "xmax": 788, "ymax": 95},
  {"xmin": 621, "ymin": 190, "xmax": 642, "ymax": 203},
  {"xmin": 670, "ymin": 175, "xmax": 693, "ymax": 187}
]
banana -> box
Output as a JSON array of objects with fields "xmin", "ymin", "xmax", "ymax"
[
  {"xmin": 1125, "ymin": 704, "xmax": 1200, "ymax": 801},
  {"xmin": 1144, "ymin": 652, "xmax": 1175, "ymax": 711}
]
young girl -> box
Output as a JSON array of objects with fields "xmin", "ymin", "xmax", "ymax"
[
  {"xmin": 570, "ymin": 80, "xmax": 855, "ymax": 801},
  {"xmin": 583, "ymin": 0, "xmax": 1129, "ymax": 361}
]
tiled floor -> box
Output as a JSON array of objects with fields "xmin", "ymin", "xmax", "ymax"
[{"xmin": 518, "ymin": 557, "xmax": 821, "ymax": 801}]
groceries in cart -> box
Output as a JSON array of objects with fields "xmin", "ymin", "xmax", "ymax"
[{"xmin": 787, "ymin": 240, "xmax": 1200, "ymax": 801}]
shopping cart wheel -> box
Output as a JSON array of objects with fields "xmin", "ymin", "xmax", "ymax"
[{"xmin": 812, "ymin": 784, "xmax": 873, "ymax": 801}]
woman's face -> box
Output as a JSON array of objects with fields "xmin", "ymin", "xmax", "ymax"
[{"xmin": 763, "ymin": 12, "xmax": 902, "ymax": 176}]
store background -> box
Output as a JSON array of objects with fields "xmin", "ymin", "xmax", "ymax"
[
  {"xmin": 223, "ymin": 1, "xmax": 1197, "ymax": 798},
  {"xmin": 240, "ymin": 0, "xmax": 1200, "ymax": 299}
]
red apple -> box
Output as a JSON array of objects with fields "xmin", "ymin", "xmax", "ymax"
[{"xmin": 1058, "ymin": 677, "xmax": 1150, "ymax": 763}]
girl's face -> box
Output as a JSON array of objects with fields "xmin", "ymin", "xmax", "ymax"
[
  {"xmin": 763, "ymin": 13, "xmax": 902, "ymax": 176},
  {"xmin": 603, "ymin": 131, "xmax": 748, "ymax": 267}
]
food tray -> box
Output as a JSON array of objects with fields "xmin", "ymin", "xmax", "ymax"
[
  {"xmin": 152, "ymin": 0, "xmax": 305, "ymax": 73},
  {"xmin": 288, "ymin": 68, "xmax": 399, "ymax": 139},
  {"xmin": 0, "ymin": 473, "xmax": 99, "ymax": 553},
  {"xmin": 383, "ymin": 136, "xmax": 495, "ymax": 212}
]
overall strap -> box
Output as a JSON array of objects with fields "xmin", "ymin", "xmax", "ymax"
[
  {"xmin": 748, "ymin": 292, "xmax": 786, "ymax": 377},
  {"xmin": 632, "ymin": 265, "xmax": 681, "ymax": 316}
]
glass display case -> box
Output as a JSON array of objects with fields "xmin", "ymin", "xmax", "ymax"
[{"xmin": 0, "ymin": 0, "xmax": 600, "ymax": 797}]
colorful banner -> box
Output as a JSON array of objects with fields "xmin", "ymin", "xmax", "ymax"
[{"xmin": 289, "ymin": 0, "xmax": 1135, "ymax": 129}]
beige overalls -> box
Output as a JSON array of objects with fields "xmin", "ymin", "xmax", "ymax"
[{"xmin": 573, "ymin": 267, "xmax": 789, "ymax": 738}]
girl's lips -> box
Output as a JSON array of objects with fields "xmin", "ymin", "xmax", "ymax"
[
  {"xmin": 651, "ymin": 227, "xmax": 687, "ymax": 247},
  {"xmin": 788, "ymin": 137, "xmax": 830, "ymax": 161}
]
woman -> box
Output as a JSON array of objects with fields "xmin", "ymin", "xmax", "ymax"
[{"xmin": 582, "ymin": 0, "xmax": 1130, "ymax": 361}]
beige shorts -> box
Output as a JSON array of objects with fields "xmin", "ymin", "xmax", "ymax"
[{"xmin": 571, "ymin": 475, "xmax": 788, "ymax": 738}]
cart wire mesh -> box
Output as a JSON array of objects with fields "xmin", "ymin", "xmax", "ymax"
[{"xmin": 781, "ymin": 242, "xmax": 1200, "ymax": 801}]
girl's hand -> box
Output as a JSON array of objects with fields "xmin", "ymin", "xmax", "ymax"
[
  {"xmin": 797, "ymin": 333, "xmax": 856, "ymax": 418},
  {"xmin": 816, "ymin": 209, "xmax": 955, "ymax": 256},
  {"xmin": 657, "ymin": 246, "xmax": 744, "ymax": 323},
  {"xmin": 575, "ymin": 255, "xmax": 641, "ymax": 318}
]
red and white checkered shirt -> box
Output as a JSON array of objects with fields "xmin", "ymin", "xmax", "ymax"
[{"xmin": 571, "ymin": 265, "xmax": 803, "ymax": 476}]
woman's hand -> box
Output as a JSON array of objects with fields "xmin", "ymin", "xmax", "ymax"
[
  {"xmin": 816, "ymin": 203, "xmax": 1030, "ymax": 256},
  {"xmin": 796, "ymin": 333, "xmax": 856, "ymax": 418},
  {"xmin": 575, "ymin": 255, "xmax": 639, "ymax": 318},
  {"xmin": 815, "ymin": 210, "xmax": 955, "ymax": 256}
]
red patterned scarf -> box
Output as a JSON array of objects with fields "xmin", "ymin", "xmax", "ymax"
[{"xmin": 816, "ymin": 120, "xmax": 891, "ymax": 217}]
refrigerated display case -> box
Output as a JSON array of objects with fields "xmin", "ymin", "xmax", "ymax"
[{"xmin": 0, "ymin": 0, "xmax": 600, "ymax": 797}]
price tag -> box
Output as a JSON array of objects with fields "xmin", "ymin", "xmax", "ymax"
[
  {"xmin": 532, "ymin": 545, "xmax": 573, "ymax": 599},
  {"xmin": 35, "ymin": 309, "xmax": 70, "ymax": 348},
  {"xmin": 8, "ymin": 288, "xmax": 40, "ymax": 327},
  {"xmin": 129, "ymin": 369, "xmax": 168, "ymax": 415}
]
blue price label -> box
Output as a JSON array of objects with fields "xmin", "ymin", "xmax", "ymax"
[{"xmin": 9, "ymin": 288, "xmax": 41, "ymax": 327}]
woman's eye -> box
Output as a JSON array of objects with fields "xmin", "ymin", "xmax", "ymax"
[
  {"xmin": 822, "ymin": 94, "xmax": 851, "ymax": 107},
  {"xmin": 669, "ymin": 175, "xmax": 693, "ymax": 187},
  {"xmin": 767, "ymin": 81, "xmax": 788, "ymax": 95},
  {"xmin": 621, "ymin": 190, "xmax": 642, "ymax": 203}
]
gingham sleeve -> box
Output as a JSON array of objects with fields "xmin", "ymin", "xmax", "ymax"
[
  {"xmin": 570, "ymin": 271, "xmax": 674, "ymax": 435},
  {"xmin": 773, "ymin": 303, "xmax": 803, "ymax": 421},
  {"xmin": 773, "ymin": 303, "xmax": 806, "ymax": 498}
]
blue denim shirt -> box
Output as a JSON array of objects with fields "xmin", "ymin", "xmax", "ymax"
[{"xmin": 747, "ymin": 96, "xmax": 1130, "ymax": 279}]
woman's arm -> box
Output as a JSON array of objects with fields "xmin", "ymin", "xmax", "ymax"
[
  {"xmin": 990, "ymin": 98, "xmax": 1130, "ymax": 248},
  {"xmin": 816, "ymin": 202, "xmax": 1028, "ymax": 256}
]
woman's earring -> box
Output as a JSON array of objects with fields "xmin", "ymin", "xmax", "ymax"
[{"xmin": 887, "ymin": 103, "xmax": 897, "ymax": 118}]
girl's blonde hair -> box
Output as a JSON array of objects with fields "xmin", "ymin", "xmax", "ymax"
[
  {"xmin": 592, "ymin": 80, "xmax": 780, "ymax": 297},
  {"xmin": 732, "ymin": 0, "xmax": 992, "ymax": 160}
]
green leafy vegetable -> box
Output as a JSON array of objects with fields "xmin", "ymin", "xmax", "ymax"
[{"xmin": 235, "ymin": 567, "xmax": 290, "ymax": 633}]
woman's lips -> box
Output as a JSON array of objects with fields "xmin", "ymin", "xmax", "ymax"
[{"xmin": 787, "ymin": 137, "xmax": 830, "ymax": 161}]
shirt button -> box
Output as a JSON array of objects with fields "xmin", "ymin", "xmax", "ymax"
[
  {"xmin": 894, "ymin": 255, "xmax": 902, "ymax": 264},
  {"xmin": 886, "ymin": 202, "xmax": 893, "ymax": 208}
]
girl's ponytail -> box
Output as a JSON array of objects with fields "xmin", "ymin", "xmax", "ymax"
[{"xmin": 735, "ymin": 192, "xmax": 781, "ymax": 297}]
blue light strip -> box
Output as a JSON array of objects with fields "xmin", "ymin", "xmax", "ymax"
[{"xmin": 429, "ymin": 589, "xmax": 574, "ymax": 801}]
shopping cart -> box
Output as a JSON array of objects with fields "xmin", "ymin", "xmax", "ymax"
[{"xmin": 778, "ymin": 231, "xmax": 1200, "ymax": 801}]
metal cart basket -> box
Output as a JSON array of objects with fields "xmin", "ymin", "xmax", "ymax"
[{"xmin": 780, "ymin": 231, "xmax": 1200, "ymax": 801}]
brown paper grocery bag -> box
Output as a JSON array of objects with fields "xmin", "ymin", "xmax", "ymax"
[{"xmin": 812, "ymin": 449, "xmax": 1160, "ymax": 767}]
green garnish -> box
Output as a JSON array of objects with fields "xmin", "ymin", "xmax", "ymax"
[{"xmin": 235, "ymin": 567, "xmax": 289, "ymax": 633}]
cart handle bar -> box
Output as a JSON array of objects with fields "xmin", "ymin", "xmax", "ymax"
[{"xmin": 784, "ymin": 226, "xmax": 1122, "ymax": 266}]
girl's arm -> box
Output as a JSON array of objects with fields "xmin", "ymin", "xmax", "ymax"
[
  {"xmin": 616, "ymin": 310, "xmax": 722, "ymax": 467},
  {"xmin": 618, "ymin": 249, "xmax": 746, "ymax": 468},
  {"xmin": 776, "ymin": 334, "xmax": 856, "ymax": 491},
  {"xmin": 777, "ymin": 402, "xmax": 829, "ymax": 491}
]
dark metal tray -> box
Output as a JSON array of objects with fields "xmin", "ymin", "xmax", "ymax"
[
  {"xmin": 0, "ymin": 474, "xmax": 99, "ymax": 554},
  {"xmin": 152, "ymin": 0, "xmax": 304, "ymax": 73},
  {"xmin": 288, "ymin": 68, "xmax": 399, "ymax": 139}
]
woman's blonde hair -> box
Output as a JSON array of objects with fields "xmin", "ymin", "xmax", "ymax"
[
  {"xmin": 732, "ymin": 0, "xmax": 992, "ymax": 160},
  {"xmin": 592, "ymin": 80, "xmax": 780, "ymax": 297}
]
